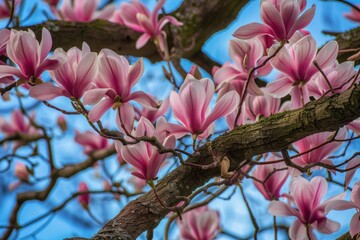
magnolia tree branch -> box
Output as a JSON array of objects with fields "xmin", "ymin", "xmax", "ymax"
[
  {"xmin": 65, "ymin": 85, "xmax": 360, "ymax": 240},
  {"xmin": 22, "ymin": 0, "xmax": 250, "ymax": 72}
]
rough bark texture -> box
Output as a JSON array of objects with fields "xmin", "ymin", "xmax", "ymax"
[
  {"xmin": 80, "ymin": 85, "xmax": 360, "ymax": 239},
  {"xmin": 336, "ymin": 27, "xmax": 360, "ymax": 64}
]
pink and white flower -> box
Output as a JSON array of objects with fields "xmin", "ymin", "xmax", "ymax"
[
  {"xmin": 267, "ymin": 35, "xmax": 338, "ymax": 108},
  {"xmin": 252, "ymin": 155, "xmax": 288, "ymax": 200},
  {"xmin": 177, "ymin": 206, "xmax": 220, "ymax": 240},
  {"xmin": 58, "ymin": 0, "xmax": 115, "ymax": 22},
  {"xmin": 78, "ymin": 182, "xmax": 90, "ymax": 208},
  {"xmin": 0, "ymin": 110, "xmax": 37, "ymax": 136},
  {"xmin": 112, "ymin": 0, "xmax": 182, "ymax": 51},
  {"xmin": 83, "ymin": 49, "xmax": 158, "ymax": 130},
  {"xmin": 0, "ymin": 28, "xmax": 63, "ymax": 82},
  {"xmin": 115, "ymin": 117, "xmax": 175, "ymax": 180},
  {"xmin": 214, "ymin": 38, "xmax": 270, "ymax": 99},
  {"xmin": 75, "ymin": 130, "xmax": 109, "ymax": 155},
  {"xmin": 269, "ymin": 176, "xmax": 343, "ymax": 239},
  {"xmin": 30, "ymin": 43, "xmax": 98, "ymax": 100},
  {"xmin": 169, "ymin": 74, "xmax": 239, "ymax": 139},
  {"xmin": 291, "ymin": 128, "xmax": 346, "ymax": 174},
  {"xmin": 234, "ymin": 0, "xmax": 315, "ymax": 43},
  {"xmin": 244, "ymin": 87, "xmax": 281, "ymax": 122}
]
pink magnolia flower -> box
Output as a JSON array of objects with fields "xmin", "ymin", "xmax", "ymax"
[
  {"xmin": 134, "ymin": 97, "xmax": 169, "ymax": 123},
  {"xmin": 291, "ymin": 128, "xmax": 346, "ymax": 174},
  {"xmin": 244, "ymin": 87, "xmax": 281, "ymax": 122},
  {"xmin": 0, "ymin": 28, "xmax": 10, "ymax": 57},
  {"xmin": 0, "ymin": 28, "xmax": 63, "ymax": 82},
  {"xmin": 214, "ymin": 38, "xmax": 270, "ymax": 99},
  {"xmin": 325, "ymin": 181, "xmax": 360, "ymax": 238},
  {"xmin": 112, "ymin": 0, "xmax": 183, "ymax": 51},
  {"xmin": 0, "ymin": 0, "xmax": 21, "ymax": 19},
  {"xmin": 252, "ymin": 155, "xmax": 288, "ymax": 200},
  {"xmin": 115, "ymin": 117, "xmax": 175, "ymax": 180},
  {"xmin": 78, "ymin": 182, "xmax": 90, "ymax": 208},
  {"xmin": 30, "ymin": 43, "xmax": 98, "ymax": 100},
  {"xmin": 344, "ymin": 5, "xmax": 360, "ymax": 23},
  {"xmin": 177, "ymin": 206, "xmax": 220, "ymax": 240},
  {"xmin": 75, "ymin": 130, "xmax": 109, "ymax": 154},
  {"xmin": 267, "ymin": 35, "xmax": 339, "ymax": 108},
  {"xmin": 233, "ymin": 0, "xmax": 315, "ymax": 43},
  {"xmin": 269, "ymin": 176, "xmax": 343, "ymax": 239},
  {"xmin": 169, "ymin": 74, "xmax": 239, "ymax": 139},
  {"xmin": 307, "ymin": 61, "xmax": 356, "ymax": 98},
  {"xmin": 0, "ymin": 110, "xmax": 37, "ymax": 136},
  {"xmin": 58, "ymin": 0, "xmax": 115, "ymax": 22},
  {"xmin": 14, "ymin": 162, "xmax": 29, "ymax": 182},
  {"xmin": 83, "ymin": 49, "xmax": 157, "ymax": 127}
]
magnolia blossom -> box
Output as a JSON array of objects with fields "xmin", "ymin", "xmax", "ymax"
[
  {"xmin": 83, "ymin": 49, "xmax": 157, "ymax": 130},
  {"xmin": 0, "ymin": 0, "xmax": 21, "ymax": 19},
  {"xmin": 307, "ymin": 61, "xmax": 356, "ymax": 98},
  {"xmin": 115, "ymin": 117, "xmax": 175, "ymax": 180},
  {"xmin": 169, "ymin": 74, "xmax": 239, "ymax": 139},
  {"xmin": 244, "ymin": 87, "xmax": 281, "ymax": 122},
  {"xmin": 134, "ymin": 97, "xmax": 169, "ymax": 123},
  {"xmin": 267, "ymin": 35, "xmax": 338, "ymax": 108},
  {"xmin": 291, "ymin": 128, "xmax": 346, "ymax": 174},
  {"xmin": 0, "ymin": 110, "xmax": 37, "ymax": 136},
  {"xmin": 78, "ymin": 182, "xmax": 90, "ymax": 208},
  {"xmin": 325, "ymin": 182, "xmax": 360, "ymax": 238},
  {"xmin": 75, "ymin": 130, "xmax": 109, "ymax": 154},
  {"xmin": 112, "ymin": 0, "xmax": 182, "ymax": 51},
  {"xmin": 0, "ymin": 28, "xmax": 63, "ymax": 83},
  {"xmin": 58, "ymin": 0, "xmax": 115, "ymax": 22},
  {"xmin": 57, "ymin": 115, "xmax": 67, "ymax": 132},
  {"xmin": 252, "ymin": 155, "xmax": 288, "ymax": 200},
  {"xmin": 177, "ymin": 206, "xmax": 220, "ymax": 240},
  {"xmin": 234, "ymin": 0, "xmax": 315, "ymax": 42},
  {"xmin": 344, "ymin": 4, "xmax": 360, "ymax": 23},
  {"xmin": 269, "ymin": 176, "xmax": 343, "ymax": 240},
  {"xmin": 214, "ymin": 38, "xmax": 271, "ymax": 99},
  {"xmin": 30, "ymin": 43, "xmax": 98, "ymax": 100}
]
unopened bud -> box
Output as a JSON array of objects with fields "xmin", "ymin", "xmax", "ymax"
[
  {"xmin": 57, "ymin": 115, "xmax": 67, "ymax": 132},
  {"xmin": 14, "ymin": 163, "xmax": 30, "ymax": 182}
]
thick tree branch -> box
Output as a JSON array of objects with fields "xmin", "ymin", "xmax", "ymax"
[
  {"xmin": 22, "ymin": 0, "xmax": 250, "ymax": 67},
  {"xmin": 73, "ymin": 85, "xmax": 360, "ymax": 239}
]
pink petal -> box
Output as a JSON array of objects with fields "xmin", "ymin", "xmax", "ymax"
[
  {"xmin": 82, "ymin": 88, "xmax": 115, "ymax": 105},
  {"xmin": 316, "ymin": 218, "xmax": 340, "ymax": 234},
  {"xmin": 74, "ymin": 52, "xmax": 98, "ymax": 98},
  {"xmin": 116, "ymin": 102, "xmax": 135, "ymax": 135},
  {"xmin": 88, "ymin": 97, "xmax": 113, "ymax": 122},
  {"xmin": 314, "ymin": 41, "xmax": 339, "ymax": 70},
  {"xmin": 128, "ymin": 58, "xmax": 144, "ymax": 88},
  {"xmin": 39, "ymin": 28, "xmax": 52, "ymax": 62},
  {"xmin": 289, "ymin": 220, "xmax": 310, "ymax": 240},
  {"xmin": 261, "ymin": 2, "xmax": 286, "ymax": 40},
  {"xmin": 267, "ymin": 77, "xmax": 293, "ymax": 98},
  {"xmin": 0, "ymin": 65, "xmax": 23, "ymax": 79},
  {"xmin": 95, "ymin": 4, "xmax": 115, "ymax": 20},
  {"xmin": 127, "ymin": 91, "xmax": 157, "ymax": 108},
  {"xmin": 269, "ymin": 45, "xmax": 297, "ymax": 79},
  {"xmin": 280, "ymin": 0, "xmax": 300, "ymax": 33},
  {"xmin": 233, "ymin": 23, "xmax": 273, "ymax": 39},
  {"xmin": 293, "ymin": 35, "xmax": 316, "ymax": 79},
  {"xmin": 268, "ymin": 201, "xmax": 297, "ymax": 217},
  {"xmin": 202, "ymin": 91, "xmax": 239, "ymax": 131},
  {"xmin": 288, "ymin": 4, "xmax": 316, "ymax": 38},
  {"xmin": 350, "ymin": 212, "xmax": 360, "ymax": 238},
  {"xmin": 29, "ymin": 82, "xmax": 68, "ymax": 100},
  {"xmin": 136, "ymin": 33, "xmax": 151, "ymax": 49}
]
